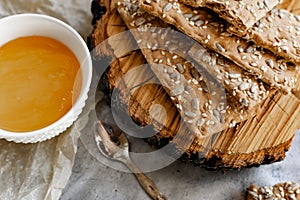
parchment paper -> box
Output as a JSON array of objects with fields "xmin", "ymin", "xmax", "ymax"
[{"xmin": 0, "ymin": 0, "xmax": 92, "ymax": 199}]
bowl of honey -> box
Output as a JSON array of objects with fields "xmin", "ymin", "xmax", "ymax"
[{"xmin": 0, "ymin": 14, "xmax": 92, "ymax": 143}]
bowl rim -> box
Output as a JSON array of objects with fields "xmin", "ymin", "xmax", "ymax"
[{"xmin": 0, "ymin": 13, "xmax": 93, "ymax": 139}]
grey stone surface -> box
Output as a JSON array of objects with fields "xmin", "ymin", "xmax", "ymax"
[{"xmin": 61, "ymin": 131, "xmax": 300, "ymax": 200}]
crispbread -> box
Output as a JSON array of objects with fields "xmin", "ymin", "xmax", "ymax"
[
  {"xmin": 179, "ymin": 0, "xmax": 281, "ymax": 33},
  {"xmin": 228, "ymin": 8, "xmax": 300, "ymax": 65},
  {"xmin": 188, "ymin": 44, "xmax": 271, "ymax": 109},
  {"xmin": 139, "ymin": 0, "xmax": 299, "ymax": 95}
]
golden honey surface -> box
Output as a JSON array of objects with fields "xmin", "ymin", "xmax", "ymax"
[{"xmin": 0, "ymin": 36, "xmax": 82, "ymax": 132}]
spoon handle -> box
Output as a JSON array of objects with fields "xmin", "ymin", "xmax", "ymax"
[{"xmin": 125, "ymin": 159, "xmax": 167, "ymax": 200}]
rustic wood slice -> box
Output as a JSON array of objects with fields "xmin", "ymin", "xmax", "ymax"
[{"xmin": 89, "ymin": 0, "xmax": 300, "ymax": 169}]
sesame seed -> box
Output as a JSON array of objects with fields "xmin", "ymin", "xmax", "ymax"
[
  {"xmin": 187, "ymin": 119, "xmax": 194, "ymax": 124},
  {"xmin": 189, "ymin": 21, "xmax": 195, "ymax": 26},
  {"xmin": 245, "ymin": 45, "xmax": 254, "ymax": 53},
  {"xmin": 169, "ymin": 73, "xmax": 180, "ymax": 81},
  {"xmin": 250, "ymin": 62, "xmax": 258, "ymax": 67},
  {"xmin": 192, "ymin": 98, "xmax": 199, "ymax": 110},
  {"xmin": 185, "ymin": 111, "xmax": 197, "ymax": 118},
  {"xmin": 195, "ymin": 20, "xmax": 204, "ymax": 26},
  {"xmin": 197, "ymin": 118, "xmax": 205, "ymax": 127},
  {"xmin": 202, "ymin": 113, "xmax": 208, "ymax": 118},
  {"xmin": 135, "ymin": 17, "xmax": 146, "ymax": 26},
  {"xmin": 237, "ymin": 45, "xmax": 244, "ymax": 53},
  {"xmin": 239, "ymin": 82, "xmax": 250, "ymax": 91},
  {"xmin": 229, "ymin": 73, "xmax": 241, "ymax": 79},
  {"xmin": 251, "ymin": 84, "xmax": 259, "ymax": 93},
  {"xmin": 216, "ymin": 43, "xmax": 226, "ymax": 52},
  {"xmin": 185, "ymin": 85, "xmax": 193, "ymax": 92},
  {"xmin": 264, "ymin": 0, "xmax": 270, "ymax": 9},
  {"xmin": 183, "ymin": 13, "xmax": 193, "ymax": 19},
  {"xmin": 170, "ymin": 87, "xmax": 184, "ymax": 96},
  {"xmin": 206, "ymin": 120, "xmax": 210, "ymax": 126},
  {"xmin": 265, "ymin": 59, "xmax": 274, "ymax": 68},
  {"xmin": 176, "ymin": 63, "xmax": 184, "ymax": 73},
  {"xmin": 163, "ymin": 3, "xmax": 172, "ymax": 12}
]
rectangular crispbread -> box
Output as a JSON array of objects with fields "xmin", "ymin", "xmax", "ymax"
[
  {"xmin": 139, "ymin": 0, "xmax": 299, "ymax": 95},
  {"xmin": 179, "ymin": 0, "xmax": 281, "ymax": 33},
  {"xmin": 228, "ymin": 8, "xmax": 300, "ymax": 66}
]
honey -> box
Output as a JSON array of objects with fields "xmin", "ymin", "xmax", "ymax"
[{"xmin": 0, "ymin": 36, "xmax": 82, "ymax": 132}]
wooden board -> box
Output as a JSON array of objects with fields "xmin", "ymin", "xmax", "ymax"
[{"xmin": 89, "ymin": 0, "xmax": 300, "ymax": 168}]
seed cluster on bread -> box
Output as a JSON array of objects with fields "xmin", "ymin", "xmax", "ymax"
[
  {"xmin": 179, "ymin": 0, "xmax": 282, "ymax": 33},
  {"xmin": 139, "ymin": 0, "xmax": 299, "ymax": 94},
  {"xmin": 247, "ymin": 182, "xmax": 300, "ymax": 200}
]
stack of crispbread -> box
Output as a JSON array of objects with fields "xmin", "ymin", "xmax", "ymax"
[{"xmin": 90, "ymin": 0, "xmax": 300, "ymax": 168}]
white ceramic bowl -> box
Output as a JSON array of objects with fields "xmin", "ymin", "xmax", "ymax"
[{"xmin": 0, "ymin": 14, "xmax": 92, "ymax": 143}]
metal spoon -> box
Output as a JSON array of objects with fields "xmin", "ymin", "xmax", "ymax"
[{"xmin": 94, "ymin": 121, "xmax": 167, "ymax": 200}]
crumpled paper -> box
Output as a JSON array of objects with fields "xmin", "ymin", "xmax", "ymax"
[{"xmin": 0, "ymin": 0, "xmax": 92, "ymax": 199}]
